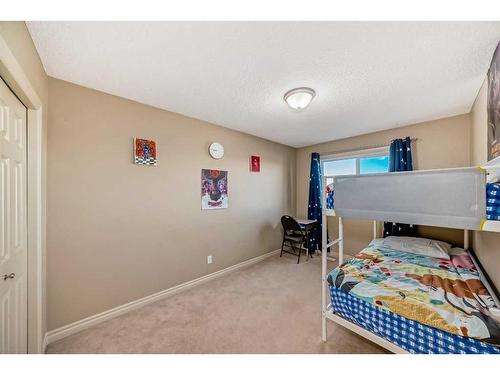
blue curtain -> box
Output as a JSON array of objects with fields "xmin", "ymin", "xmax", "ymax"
[
  {"xmin": 384, "ymin": 137, "xmax": 417, "ymax": 237},
  {"xmin": 389, "ymin": 137, "xmax": 413, "ymax": 172},
  {"xmin": 307, "ymin": 152, "xmax": 322, "ymax": 254}
]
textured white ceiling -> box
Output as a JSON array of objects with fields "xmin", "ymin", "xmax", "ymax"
[{"xmin": 27, "ymin": 22, "xmax": 500, "ymax": 147}]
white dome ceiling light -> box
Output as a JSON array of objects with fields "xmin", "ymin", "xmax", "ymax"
[{"xmin": 284, "ymin": 87, "xmax": 316, "ymax": 111}]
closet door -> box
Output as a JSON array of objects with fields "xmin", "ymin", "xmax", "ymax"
[{"xmin": 0, "ymin": 77, "xmax": 28, "ymax": 354}]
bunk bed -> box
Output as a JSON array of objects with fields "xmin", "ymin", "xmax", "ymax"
[{"xmin": 321, "ymin": 165, "xmax": 500, "ymax": 354}]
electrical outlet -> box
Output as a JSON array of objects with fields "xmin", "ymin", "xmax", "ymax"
[{"xmin": 207, "ymin": 255, "xmax": 213, "ymax": 264}]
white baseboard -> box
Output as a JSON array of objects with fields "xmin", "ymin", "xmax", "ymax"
[{"xmin": 45, "ymin": 249, "xmax": 280, "ymax": 346}]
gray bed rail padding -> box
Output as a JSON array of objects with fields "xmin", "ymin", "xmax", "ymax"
[{"xmin": 333, "ymin": 167, "xmax": 486, "ymax": 230}]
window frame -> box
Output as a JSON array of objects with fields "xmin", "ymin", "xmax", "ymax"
[{"xmin": 321, "ymin": 146, "xmax": 390, "ymax": 180}]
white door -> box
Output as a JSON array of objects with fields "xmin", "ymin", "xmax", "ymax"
[{"xmin": 0, "ymin": 77, "xmax": 27, "ymax": 354}]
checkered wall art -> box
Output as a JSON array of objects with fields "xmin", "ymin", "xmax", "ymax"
[{"xmin": 134, "ymin": 138, "xmax": 157, "ymax": 166}]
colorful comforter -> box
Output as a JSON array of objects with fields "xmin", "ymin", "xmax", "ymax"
[{"xmin": 327, "ymin": 242, "xmax": 500, "ymax": 344}]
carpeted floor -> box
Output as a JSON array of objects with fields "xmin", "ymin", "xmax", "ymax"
[{"xmin": 46, "ymin": 253, "xmax": 388, "ymax": 354}]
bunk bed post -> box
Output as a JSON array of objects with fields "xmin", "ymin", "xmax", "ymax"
[
  {"xmin": 464, "ymin": 229, "xmax": 469, "ymax": 250},
  {"xmin": 321, "ymin": 175, "xmax": 327, "ymax": 342},
  {"xmin": 338, "ymin": 217, "xmax": 344, "ymax": 266},
  {"xmin": 372, "ymin": 220, "xmax": 377, "ymax": 240}
]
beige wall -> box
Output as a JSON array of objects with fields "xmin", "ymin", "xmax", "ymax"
[
  {"xmin": 296, "ymin": 114, "xmax": 472, "ymax": 255},
  {"xmin": 471, "ymin": 80, "xmax": 488, "ymax": 166},
  {"xmin": 47, "ymin": 78, "xmax": 295, "ymax": 330},
  {"xmin": 470, "ymin": 77, "xmax": 500, "ymax": 290},
  {"xmin": 0, "ymin": 21, "xmax": 49, "ymax": 347}
]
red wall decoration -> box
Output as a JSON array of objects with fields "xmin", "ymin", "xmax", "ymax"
[{"xmin": 250, "ymin": 155, "xmax": 260, "ymax": 172}]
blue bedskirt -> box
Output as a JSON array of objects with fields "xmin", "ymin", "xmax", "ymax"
[{"xmin": 329, "ymin": 287, "xmax": 500, "ymax": 354}]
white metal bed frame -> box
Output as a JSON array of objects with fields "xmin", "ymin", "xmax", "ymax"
[
  {"xmin": 318, "ymin": 165, "xmax": 498, "ymax": 354},
  {"xmin": 320, "ymin": 216, "xmax": 472, "ymax": 354}
]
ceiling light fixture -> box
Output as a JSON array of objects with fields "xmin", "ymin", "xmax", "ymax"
[{"xmin": 284, "ymin": 87, "xmax": 316, "ymax": 110}]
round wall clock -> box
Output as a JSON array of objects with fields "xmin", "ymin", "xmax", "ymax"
[{"xmin": 209, "ymin": 142, "xmax": 224, "ymax": 159}]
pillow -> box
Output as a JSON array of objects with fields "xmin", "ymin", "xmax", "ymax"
[{"xmin": 371, "ymin": 236, "xmax": 452, "ymax": 260}]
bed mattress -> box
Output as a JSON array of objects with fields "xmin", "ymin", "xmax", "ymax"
[
  {"xmin": 327, "ymin": 241, "xmax": 500, "ymax": 354},
  {"xmin": 486, "ymin": 182, "xmax": 500, "ymax": 221},
  {"xmin": 329, "ymin": 288, "xmax": 499, "ymax": 354}
]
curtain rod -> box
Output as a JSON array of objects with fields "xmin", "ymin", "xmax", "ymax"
[{"xmin": 319, "ymin": 137, "xmax": 418, "ymax": 156}]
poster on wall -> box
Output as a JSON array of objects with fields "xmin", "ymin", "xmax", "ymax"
[
  {"xmin": 201, "ymin": 169, "xmax": 228, "ymax": 209},
  {"xmin": 134, "ymin": 138, "xmax": 157, "ymax": 165},
  {"xmin": 488, "ymin": 42, "xmax": 500, "ymax": 161},
  {"xmin": 250, "ymin": 155, "xmax": 261, "ymax": 172}
]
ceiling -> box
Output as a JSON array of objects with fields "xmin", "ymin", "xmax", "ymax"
[{"xmin": 27, "ymin": 22, "xmax": 500, "ymax": 147}]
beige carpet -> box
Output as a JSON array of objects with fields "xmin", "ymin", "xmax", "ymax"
[{"xmin": 46, "ymin": 253, "xmax": 388, "ymax": 354}]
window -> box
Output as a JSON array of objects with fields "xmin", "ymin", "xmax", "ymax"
[
  {"xmin": 322, "ymin": 147, "xmax": 389, "ymax": 185},
  {"xmin": 360, "ymin": 155, "xmax": 390, "ymax": 174}
]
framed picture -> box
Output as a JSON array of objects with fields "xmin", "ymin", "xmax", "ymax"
[
  {"xmin": 201, "ymin": 169, "xmax": 228, "ymax": 209},
  {"xmin": 250, "ymin": 155, "xmax": 260, "ymax": 172},
  {"xmin": 134, "ymin": 138, "xmax": 157, "ymax": 166},
  {"xmin": 488, "ymin": 42, "xmax": 500, "ymax": 161}
]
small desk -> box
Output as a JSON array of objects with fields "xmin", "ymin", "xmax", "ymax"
[
  {"xmin": 295, "ymin": 218, "xmax": 318, "ymax": 258},
  {"xmin": 296, "ymin": 218, "xmax": 317, "ymax": 229}
]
